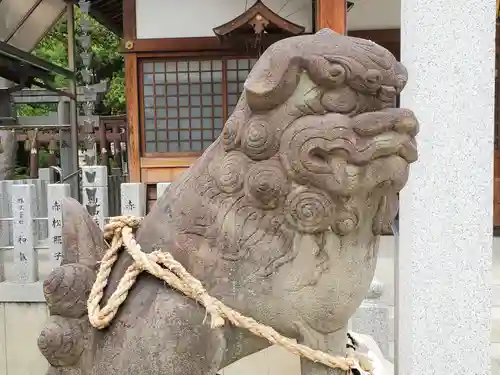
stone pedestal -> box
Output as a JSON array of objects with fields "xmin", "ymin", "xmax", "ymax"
[{"xmin": 351, "ymin": 277, "xmax": 389, "ymax": 357}]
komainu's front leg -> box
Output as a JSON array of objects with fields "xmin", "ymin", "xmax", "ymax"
[
  {"xmin": 296, "ymin": 322, "xmax": 349, "ymax": 375},
  {"xmin": 38, "ymin": 198, "xmax": 107, "ymax": 375}
]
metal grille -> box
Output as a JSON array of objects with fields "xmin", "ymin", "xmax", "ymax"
[
  {"xmin": 226, "ymin": 58, "xmax": 257, "ymax": 114},
  {"xmin": 141, "ymin": 57, "xmax": 257, "ymax": 154}
]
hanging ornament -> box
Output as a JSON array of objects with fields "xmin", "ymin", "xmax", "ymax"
[
  {"xmin": 78, "ymin": 0, "xmax": 91, "ymax": 13},
  {"xmin": 80, "ymin": 68, "xmax": 92, "ymax": 84},
  {"xmin": 84, "ymin": 136, "xmax": 95, "ymax": 150},
  {"xmin": 77, "ymin": 0, "xmax": 97, "ymax": 167},
  {"xmin": 83, "ymin": 119, "xmax": 95, "ymax": 134},
  {"xmin": 80, "ymin": 51, "xmax": 93, "ymax": 67},
  {"xmin": 77, "ymin": 34, "xmax": 91, "ymax": 49},
  {"xmin": 81, "ymin": 17, "xmax": 92, "ymax": 33},
  {"xmin": 82, "ymin": 102, "xmax": 95, "ymax": 117}
]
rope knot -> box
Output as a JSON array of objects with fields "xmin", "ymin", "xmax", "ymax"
[{"xmin": 86, "ymin": 216, "xmax": 373, "ymax": 374}]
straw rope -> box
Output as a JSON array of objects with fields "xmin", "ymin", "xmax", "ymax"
[{"xmin": 87, "ymin": 216, "xmax": 372, "ymax": 374}]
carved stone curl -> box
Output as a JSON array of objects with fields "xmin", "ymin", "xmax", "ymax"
[
  {"xmin": 245, "ymin": 159, "xmax": 290, "ymax": 209},
  {"xmin": 240, "ymin": 117, "xmax": 279, "ymax": 160},
  {"xmin": 285, "ymin": 186, "xmax": 334, "ymax": 233},
  {"xmin": 39, "ymin": 29, "xmax": 419, "ymax": 375},
  {"xmin": 209, "ymin": 150, "xmax": 250, "ymax": 194},
  {"xmin": 38, "ymin": 317, "xmax": 84, "ymax": 367},
  {"xmin": 43, "ymin": 263, "xmax": 95, "ymax": 318}
]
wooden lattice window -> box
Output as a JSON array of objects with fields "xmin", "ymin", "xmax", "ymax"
[{"xmin": 141, "ymin": 57, "xmax": 257, "ymax": 154}]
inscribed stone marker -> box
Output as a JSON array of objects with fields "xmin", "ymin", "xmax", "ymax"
[
  {"xmin": 47, "ymin": 184, "xmax": 71, "ymax": 270},
  {"xmin": 11, "ymin": 184, "xmax": 37, "ymax": 283}
]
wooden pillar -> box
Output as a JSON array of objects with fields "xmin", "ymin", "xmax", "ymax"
[
  {"xmin": 112, "ymin": 124, "xmax": 123, "ymax": 172},
  {"xmin": 125, "ymin": 54, "xmax": 140, "ymax": 182},
  {"xmin": 315, "ymin": 0, "xmax": 347, "ymax": 34},
  {"xmin": 123, "ymin": 0, "xmax": 140, "ymax": 182},
  {"xmin": 98, "ymin": 120, "xmax": 109, "ymax": 168}
]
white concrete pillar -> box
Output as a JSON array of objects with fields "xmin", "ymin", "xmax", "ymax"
[{"xmin": 397, "ymin": 1, "xmax": 495, "ymax": 374}]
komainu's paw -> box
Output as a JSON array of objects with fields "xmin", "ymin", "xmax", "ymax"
[{"xmin": 38, "ymin": 198, "xmax": 106, "ymax": 374}]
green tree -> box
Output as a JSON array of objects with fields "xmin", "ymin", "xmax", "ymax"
[{"xmin": 16, "ymin": 6, "xmax": 124, "ymax": 116}]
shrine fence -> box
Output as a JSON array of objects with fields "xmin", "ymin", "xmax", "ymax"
[{"xmin": 0, "ymin": 166, "xmax": 170, "ymax": 302}]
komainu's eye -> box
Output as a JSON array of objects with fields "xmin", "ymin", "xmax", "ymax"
[{"xmin": 378, "ymin": 85, "xmax": 397, "ymax": 103}]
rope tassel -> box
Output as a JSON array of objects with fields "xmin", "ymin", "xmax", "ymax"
[{"xmin": 87, "ymin": 216, "xmax": 372, "ymax": 374}]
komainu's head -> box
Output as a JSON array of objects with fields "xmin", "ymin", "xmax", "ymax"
[
  {"xmin": 150, "ymin": 28, "xmax": 418, "ymax": 301},
  {"xmin": 203, "ymin": 29, "xmax": 417, "ymax": 238}
]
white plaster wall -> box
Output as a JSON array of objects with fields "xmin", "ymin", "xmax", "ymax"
[
  {"xmin": 135, "ymin": 0, "xmax": 401, "ymax": 40},
  {"xmin": 135, "ymin": 0, "xmax": 313, "ymax": 39},
  {"xmin": 348, "ymin": 0, "xmax": 400, "ymax": 31}
]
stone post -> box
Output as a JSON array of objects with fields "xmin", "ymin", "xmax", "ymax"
[
  {"xmin": 47, "ymin": 184, "xmax": 71, "ymax": 270},
  {"xmin": 397, "ymin": 0, "xmax": 495, "ymax": 374},
  {"xmin": 120, "ymin": 183, "xmax": 146, "ymax": 217},
  {"xmin": 0, "ymin": 78, "xmax": 17, "ymax": 181},
  {"xmin": 11, "ymin": 184, "xmax": 37, "ymax": 283},
  {"xmin": 81, "ymin": 166, "xmax": 109, "ymax": 230},
  {"xmin": 156, "ymin": 182, "xmax": 171, "ymax": 200}
]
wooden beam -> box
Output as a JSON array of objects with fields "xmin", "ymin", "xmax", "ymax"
[
  {"xmin": 315, "ymin": 0, "xmax": 347, "ymax": 34},
  {"xmin": 123, "ymin": 0, "xmax": 137, "ymax": 42},
  {"xmin": 14, "ymin": 132, "xmax": 126, "ymax": 143},
  {"xmin": 122, "ymin": 37, "xmax": 233, "ymax": 54},
  {"xmin": 11, "ymin": 81, "xmax": 109, "ymax": 104}
]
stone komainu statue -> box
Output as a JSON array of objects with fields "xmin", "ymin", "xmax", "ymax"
[{"xmin": 37, "ymin": 29, "xmax": 418, "ymax": 375}]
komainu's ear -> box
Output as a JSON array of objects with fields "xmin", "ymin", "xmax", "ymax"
[{"xmin": 244, "ymin": 48, "xmax": 301, "ymax": 111}]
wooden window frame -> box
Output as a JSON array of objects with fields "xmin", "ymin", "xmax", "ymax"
[{"xmin": 137, "ymin": 51, "xmax": 257, "ymax": 158}]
